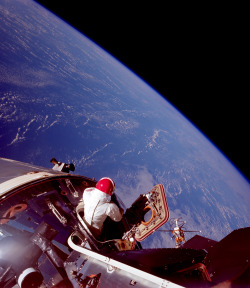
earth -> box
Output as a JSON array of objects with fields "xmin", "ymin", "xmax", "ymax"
[{"xmin": 0, "ymin": 0, "xmax": 249, "ymax": 249}]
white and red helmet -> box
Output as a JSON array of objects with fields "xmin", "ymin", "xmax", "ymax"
[{"xmin": 96, "ymin": 177, "xmax": 115, "ymax": 196}]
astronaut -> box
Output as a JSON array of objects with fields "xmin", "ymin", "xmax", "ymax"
[
  {"xmin": 82, "ymin": 177, "xmax": 124, "ymax": 238},
  {"xmin": 50, "ymin": 158, "xmax": 75, "ymax": 173}
]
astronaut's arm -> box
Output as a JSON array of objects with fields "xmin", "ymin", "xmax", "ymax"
[{"xmin": 106, "ymin": 204, "xmax": 123, "ymax": 222}]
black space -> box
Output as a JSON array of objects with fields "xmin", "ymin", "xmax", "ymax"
[{"xmin": 35, "ymin": 1, "xmax": 249, "ymax": 181}]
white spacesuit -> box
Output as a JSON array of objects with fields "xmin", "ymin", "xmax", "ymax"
[
  {"xmin": 82, "ymin": 178, "xmax": 123, "ymax": 238},
  {"xmin": 50, "ymin": 157, "xmax": 75, "ymax": 173}
]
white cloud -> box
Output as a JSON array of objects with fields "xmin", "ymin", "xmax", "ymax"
[
  {"xmin": 116, "ymin": 167, "xmax": 155, "ymax": 207},
  {"xmin": 74, "ymin": 143, "xmax": 113, "ymax": 167}
]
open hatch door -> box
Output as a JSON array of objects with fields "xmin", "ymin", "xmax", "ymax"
[{"xmin": 134, "ymin": 184, "xmax": 169, "ymax": 242}]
